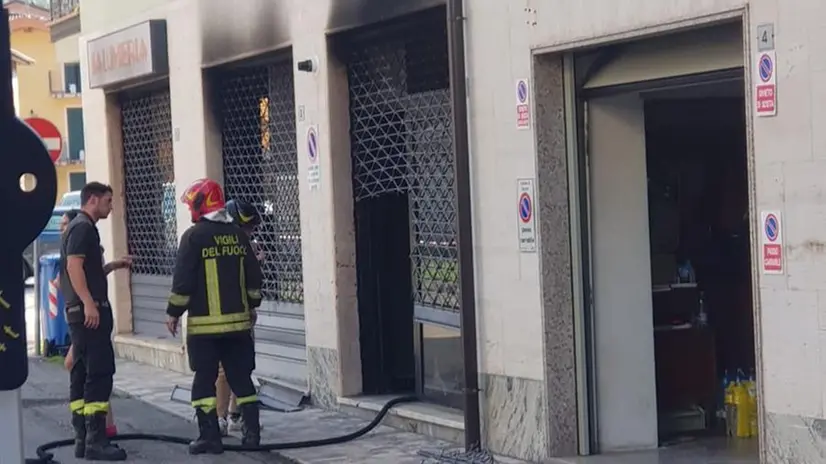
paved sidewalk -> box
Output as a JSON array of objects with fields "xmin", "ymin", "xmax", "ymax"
[
  {"xmin": 23, "ymin": 359, "xmax": 273, "ymax": 463},
  {"xmin": 112, "ymin": 359, "xmax": 529, "ymax": 464}
]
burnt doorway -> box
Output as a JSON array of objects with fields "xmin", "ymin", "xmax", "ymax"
[{"xmin": 335, "ymin": 7, "xmax": 464, "ymax": 408}]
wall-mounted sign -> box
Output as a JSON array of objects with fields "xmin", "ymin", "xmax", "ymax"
[
  {"xmin": 307, "ymin": 125, "xmax": 320, "ymax": 190},
  {"xmin": 516, "ymin": 78, "xmax": 531, "ymax": 130},
  {"xmin": 756, "ymin": 23, "xmax": 775, "ymax": 52},
  {"xmin": 517, "ymin": 178, "xmax": 537, "ymax": 253},
  {"xmin": 23, "ymin": 117, "xmax": 62, "ymax": 163},
  {"xmin": 87, "ymin": 20, "xmax": 169, "ymax": 89},
  {"xmin": 754, "ymin": 51, "xmax": 777, "ymax": 117},
  {"xmin": 760, "ymin": 211, "xmax": 783, "ymax": 274}
]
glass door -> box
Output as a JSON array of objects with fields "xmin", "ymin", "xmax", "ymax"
[{"xmin": 415, "ymin": 318, "xmax": 464, "ymax": 410}]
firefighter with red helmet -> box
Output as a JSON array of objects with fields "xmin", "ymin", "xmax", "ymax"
[{"xmin": 165, "ymin": 178, "xmax": 264, "ymax": 454}]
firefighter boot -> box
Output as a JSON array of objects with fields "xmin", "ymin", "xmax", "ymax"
[
  {"xmin": 188, "ymin": 409, "xmax": 224, "ymax": 455},
  {"xmin": 85, "ymin": 413, "xmax": 127, "ymax": 461},
  {"xmin": 72, "ymin": 412, "xmax": 86, "ymax": 458},
  {"xmin": 240, "ymin": 402, "xmax": 261, "ymax": 448}
]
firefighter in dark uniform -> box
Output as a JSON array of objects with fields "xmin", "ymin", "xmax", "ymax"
[
  {"xmin": 165, "ymin": 178, "xmax": 264, "ymax": 455},
  {"xmin": 61, "ymin": 182, "xmax": 128, "ymax": 461},
  {"xmin": 217, "ymin": 198, "xmax": 265, "ymax": 434}
]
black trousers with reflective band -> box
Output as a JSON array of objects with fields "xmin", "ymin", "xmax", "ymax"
[
  {"xmin": 68, "ymin": 301, "xmax": 116, "ymax": 416},
  {"xmin": 188, "ymin": 330, "xmax": 257, "ymax": 412}
]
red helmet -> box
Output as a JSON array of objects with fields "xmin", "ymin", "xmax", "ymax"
[{"xmin": 180, "ymin": 178, "xmax": 225, "ymax": 222}]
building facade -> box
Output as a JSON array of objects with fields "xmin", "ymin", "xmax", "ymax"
[
  {"xmin": 10, "ymin": 47, "xmax": 34, "ymax": 115},
  {"xmin": 77, "ymin": 0, "xmax": 826, "ymax": 462},
  {"xmin": 7, "ymin": 0, "xmax": 86, "ymax": 199}
]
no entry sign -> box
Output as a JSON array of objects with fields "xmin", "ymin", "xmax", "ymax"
[
  {"xmin": 760, "ymin": 211, "xmax": 783, "ymax": 274},
  {"xmin": 24, "ymin": 117, "xmax": 63, "ymax": 163}
]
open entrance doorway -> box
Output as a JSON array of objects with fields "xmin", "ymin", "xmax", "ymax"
[
  {"xmin": 568, "ymin": 21, "xmax": 760, "ymax": 460},
  {"xmin": 644, "ymin": 90, "xmax": 756, "ymax": 446}
]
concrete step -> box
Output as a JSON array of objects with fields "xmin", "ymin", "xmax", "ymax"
[{"xmin": 338, "ymin": 395, "xmax": 464, "ymax": 445}]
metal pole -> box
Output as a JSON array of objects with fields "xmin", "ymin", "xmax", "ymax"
[
  {"xmin": 446, "ymin": 0, "xmax": 482, "ymax": 452},
  {"xmin": 33, "ymin": 238, "xmax": 41, "ymax": 357},
  {"xmin": 1, "ymin": 7, "xmax": 27, "ymax": 464},
  {"xmin": 0, "ymin": 389, "xmax": 25, "ymax": 464},
  {"xmin": 0, "ymin": 6, "xmax": 11, "ymax": 119}
]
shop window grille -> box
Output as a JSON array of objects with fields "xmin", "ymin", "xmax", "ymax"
[
  {"xmin": 339, "ymin": 7, "xmax": 459, "ymax": 312},
  {"xmin": 216, "ymin": 59, "xmax": 304, "ymax": 304},
  {"xmin": 121, "ymin": 90, "xmax": 177, "ymax": 276}
]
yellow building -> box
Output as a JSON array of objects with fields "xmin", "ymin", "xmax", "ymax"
[
  {"xmin": 8, "ymin": 0, "xmax": 85, "ymax": 202},
  {"xmin": 11, "ymin": 48, "xmax": 34, "ymax": 115}
]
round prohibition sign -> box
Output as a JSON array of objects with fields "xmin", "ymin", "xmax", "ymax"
[
  {"xmin": 307, "ymin": 127, "xmax": 318, "ymax": 162},
  {"xmin": 24, "ymin": 117, "xmax": 63, "ymax": 163},
  {"xmin": 759, "ymin": 54, "xmax": 773, "ymax": 83},
  {"xmin": 519, "ymin": 193, "xmax": 532, "ymax": 223},
  {"xmin": 765, "ymin": 213, "xmax": 779, "ymax": 242},
  {"xmin": 517, "ymin": 80, "xmax": 529, "ymax": 104}
]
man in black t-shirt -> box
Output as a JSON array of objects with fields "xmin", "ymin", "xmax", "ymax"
[
  {"xmin": 59, "ymin": 209, "xmax": 125, "ymax": 440},
  {"xmin": 61, "ymin": 182, "xmax": 130, "ymax": 461}
]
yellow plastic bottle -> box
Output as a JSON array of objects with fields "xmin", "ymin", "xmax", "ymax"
[{"xmin": 733, "ymin": 382, "xmax": 750, "ymax": 438}]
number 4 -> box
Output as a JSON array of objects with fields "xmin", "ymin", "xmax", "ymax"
[{"xmin": 757, "ymin": 25, "xmax": 774, "ymax": 51}]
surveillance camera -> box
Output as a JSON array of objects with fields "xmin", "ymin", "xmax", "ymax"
[{"xmin": 297, "ymin": 58, "xmax": 317, "ymax": 73}]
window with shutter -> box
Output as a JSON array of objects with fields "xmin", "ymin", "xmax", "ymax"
[{"xmin": 66, "ymin": 107, "xmax": 85, "ymax": 161}]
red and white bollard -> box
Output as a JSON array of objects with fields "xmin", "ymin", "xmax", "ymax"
[{"xmin": 47, "ymin": 278, "xmax": 58, "ymax": 320}]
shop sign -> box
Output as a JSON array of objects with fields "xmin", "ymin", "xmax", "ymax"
[
  {"xmin": 87, "ymin": 20, "xmax": 169, "ymax": 89},
  {"xmin": 761, "ymin": 211, "xmax": 783, "ymax": 274}
]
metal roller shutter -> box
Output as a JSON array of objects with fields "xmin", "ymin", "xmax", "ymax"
[
  {"xmin": 120, "ymin": 89, "xmax": 177, "ymax": 340},
  {"xmin": 340, "ymin": 7, "xmax": 460, "ymax": 325},
  {"xmin": 582, "ymin": 23, "xmax": 743, "ymax": 91},
  {"xmin": 215, "ymin": 56, "xmax": 307, "ymax": 390}
]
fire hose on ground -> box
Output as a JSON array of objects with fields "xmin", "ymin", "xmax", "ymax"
[{"xmin": 28, "ymin": 395, "xmax": 418, "ymax": 463}]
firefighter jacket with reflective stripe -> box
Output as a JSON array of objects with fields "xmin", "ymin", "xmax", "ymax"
[{"xmin": 166, "ymin": 218, "xmax": 263, "ymax": 336}]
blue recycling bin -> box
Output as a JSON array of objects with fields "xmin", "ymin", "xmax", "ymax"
[{"xmin": 39, "ymin": 253, "xmax": 71, "ymax": 356}]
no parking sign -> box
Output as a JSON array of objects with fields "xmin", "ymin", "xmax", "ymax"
[
  {"xmin": 515, "ymin": 78, "xmax": 530, "ymax": 129},
  {"xmin": 517, "ymin": 178, "xmax": 536, "ymax": 252},
  {"xmin": 306, "ymin": 125, "xmax": 320, "ymax": 190},
  {"xmin": 760, "ymin": 211, "xmax": 783, "ymax": 274},
  {"xmin": 754, "ymin": 51, "xmax": 777, "ymax": 117}
]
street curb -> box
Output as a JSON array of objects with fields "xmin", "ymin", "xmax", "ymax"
[{"xmin": 112, "ymin": 385, "xmax": 301, "ymax": 463}]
